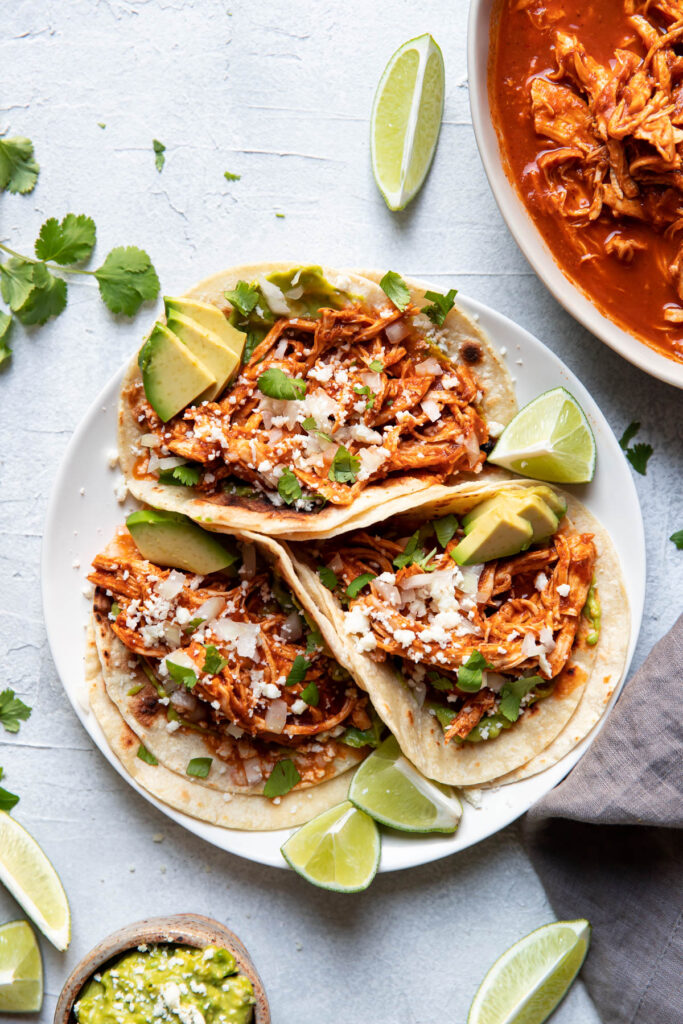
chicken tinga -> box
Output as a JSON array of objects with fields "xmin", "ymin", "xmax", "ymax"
[
  {"xmin": 85, "ymin": 510, "xmax": 380, "ymax": 830},
  {"xmin": 118, "ymin": 264, "xmax": 515, "ymax": 539},
  {"xmin": 491, "ymin": 0, "xmax": 683, "ymax": 363},
  {"xmin": 288, "ymin": 482, "xmax": 629, "ymax": 786}
]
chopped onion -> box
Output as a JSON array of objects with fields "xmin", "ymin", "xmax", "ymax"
[
  {"xmin": 286, "ymin": 284, "xmax": 304, "ymax": 299},
  {"xmin": 385, "ymin": 319, "xmax": 410, "ymax": 344},
  {"xmin": 268, "ymin": 428, "xmax": 284, "ymax": 443},
  {"xmin": 412, "ymin": 680, "xmax": 427, "ymax": 707},
  {"xmin": 257, "ymin": 274, "xmax": 290, "ymax": 315},
  {"xmin": 162, "ymin": 621, "xmax": 182, "ymax": 648},
  {"xmin": 399, "ymin": 569, "xmax": 455, "ymax": 591},
  {"xmin": 195, "ymin": 596, "xmax": 226, "ymax": 622},
  {"xmin": 374, "ymin": 580, "xmax": 401, "ymax": 606},
  {"xmin": 170, "ymin": 688, "xmax": 199, "ymax": 713},
  {"xmin": 243, "ymin": 757, "xmax": 264, "ymax": 784},
  {"xmin": 158, "ymin": 570, "xmax": 186, "ymax": 601},
  {"xmin": 521, "ymin": 633, "xmax": 539, "ymax": 658},
  {"xmin": 164, "ymin": 648, "xmax": 196, "ymax": 671},
  {"xmin": 459, "ymin": 564, "xmax": 483, "ymax": 596},
  {"xmin": 158, "ymin": 456, "xmax": 187, "ymax": 471},
  {"xmin": 282, "ymin": 611, "xmax": 304, "ymax": 640},
  {"xmin": 483, "ymin": 672, "xmax": 506, "ymax": 693},
  {"xmin": 264, "ymin": 699, "xmax": 288, "ymax": 734},
  {"xmin": 361, "ymin": 370, "xmax": 382, "ymax": 391},
  {"xmin": 328, "ymin": 554, "xmax": 343, "ymax": 573},
  {"xmin": 140, "ymin": 433, "xmax": 161, "ymax": 448},
  {"xmin": 421, "ymin": 397, "xmax": 441, "ymax": 422},
  {"xmin": 240, "ymin": 544, "xmax": 256, "ymax": 580},
  {"xmin": 463, "ymin": 431, "xmax": 481, "ymax": 468},
  {"xmin": 147, "ymin": 453, "xmax": 160, "ymax": 473},
  {"xmin": 415, "ymin": 357, "xmax": 443, "ymax": 376},
  {"xmin": 539, "ymin": 626, "xmax": 556, "ymax": 651}
]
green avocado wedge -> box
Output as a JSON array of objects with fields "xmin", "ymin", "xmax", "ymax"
[
  {"xmin": 166, "ymin": 311, "xmax": 240, "ymax": 401},
  {"xmin": 138, "ymin": 322, "xmax": 215, "ymax": 422},
  {"xmin": 126, "ymin": 509, "xmax": 238, "ymax": 574},
  {"xmin": 462, "ymin": 488, "xmax": 561, "ymax": 544},
  {"xmin": 452, "ymin": 508, "xmax": 533, "ymax": 566},
  {"xmin": 164, "ymin": 296, "xmax": 246, "ymax": 360}
]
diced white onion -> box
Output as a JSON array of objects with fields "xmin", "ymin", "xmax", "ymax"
[
  {"xmin": 140, "ymin": 433, "xmax": 161, "ymax": 448},
  {"xmin": 328, "ymin": 554, "xmax": 343, "ymax": 573},
  {"xmin": 483, "ymin": 672, "xmax": 506, "ymax": 693},
  {"xmin": 162, "ymin": 621, "xmax": 182, "ymax": 648},
  {"xmin": 399, "ymin": 569, "xmax": 455, "ymax": 591},
  {"xmin": 282, "ymin": 611, "xmax": 304, "ymax": 641},
  {"xmin": 257, "ymin": 274, "xmax": 290, "ymax": 315},
  {"xmin": 240, "ymin": 544, "xmax": 256, "ymax": 580},
  {"xmin": 158, "ymin": 456, "xmax": 187, "ymax": 471},
  {"xmin": 164, "ymin": 648, "xmax": 196, "ymax": 670},
  {"xmin": 421, "ymin": 397, "xmax": 441, "ymax": 422},
  {"xmin": 158, "ymin": 570, "xmax": 186, "ymax": 601},
  {"xmin": 374, "ymin": 580, "xmax": 401, "ymax": 606},
  {"xmin": 170, "ymin": 688, "xmax": 199, "ymax": 713},
  {"xmin": 147, "ymin": 453, "xmax": 161, "ymax": 473},
  {"xmin": 459, "ymin": 564, "xmax": 483, "ymax": 596},
  {"xmin": 415, "ymin": 357, "xmax": 443, "ymax": 376},
  {"xmin": 521, "ymin": 633, "xmax": 539, "ymax": 658},
  {"xmin": 385, "ymin": 320, "xmax": 410, "ymax": 344},
  {"xmin": 463, "ymin": 431, "xmax": 481, "ymax": 468},
  {"xmin": 286, "ymin": 284, "xmax": 304, "ymax": 299},
  {"xmin": 264, "ymin": 699, "xmax": 288, "ymax": 734},
  {"xmin": 243, "ymin": 757, "xmax": 264, "ymax": 784},
  {"xmin": 196, "ymin": 596, "xmax": 226, "ymax": 622}
]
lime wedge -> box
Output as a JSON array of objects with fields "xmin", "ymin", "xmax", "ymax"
[
  {"xmin": 371, "ymin": 34, "xmax": 445, "ymax": 211},
  {"xmin": 488, "ymin": 387, "xmax": 596, "ymax": 483},
  {"xmin": 349, "ymin": 735, "xmax": 462, "ymax": 833},
  {"xmin": 468, "ymin": 919, "xmax": 591, "ymax": 1024},
  {"xmin": 281, "ymin": 800, "xmax": 380, "ymax": 892},
  {"xmin": 0, "ymin": 812, "xmax": 71, "ymax": 950},
  {"xmin": 0, "ymin": 920, "xmax": 43, "ymax": 1013}
]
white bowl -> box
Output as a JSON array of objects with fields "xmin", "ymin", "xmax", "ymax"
[{"xmin": 467, "ymin": 0, "xmax": 683, "ymax": 390}]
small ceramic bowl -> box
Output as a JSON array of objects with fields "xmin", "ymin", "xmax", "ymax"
[{"xmin": 54, "ymin": 913, "xmax": 270, "ymax": 1024}]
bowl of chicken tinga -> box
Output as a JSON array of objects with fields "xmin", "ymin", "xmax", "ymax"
[
  {"xmin": 85, "ymin": 510, "xmax": 379, "ymax": 830},
  {"xmin": 118, "ymin": 264, "xmax": 516, "ymax": 540},
  {"xmin": 286, "ymin": 480, "xmax": 629, "ymax": 787}
]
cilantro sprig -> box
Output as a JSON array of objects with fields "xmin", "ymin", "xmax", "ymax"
[
  {"xmin": 263, "ymin": 758, "xmax": 300, "ymax": 798},
  {"xmin": 671, "ymin": 530, "xmax": 683, "ymax": 549},
  {"xmin": 166, "ymin": 659, "xmax": 198, "ymax": 690},
  {"xmin": 158, "ymin": 463, "xmax": 201, "ymax": 487},
  {"xmin": 257, "ymin": 367, "xmax": 306, "ymax": 401},
  {"xmin": 0, "ymin": 135, "xmax": 39, "ymax": 194},
  {"xmin": 379, "ymin": 270, "xmax": 410, "ymax": 311},
  {"xmin": 278, "ymin": 467, "xmax": 303, "ymax": 505},
  {"xmin": 0, "ymin": 768, "xmax": 19, "ymax": 813},
  {"xmin": 499, "ymin": 675, "xmax": 542, "ymax": 722},
  {"xmin": 317, "ymin": 566, "xmax": 338, "ymax": 590},
  {"xmin": 619, "ymin": 422, "xmax": 653, "ymax": 476},
  {"xmin": 328, "ymin": 445, "xmax": 360, "ymax": 485},
  {"xmin": 202, "ymin": 645, "xmax": 228, "ymax": 676},
  {"xmin": 422, "ymin": 288, "xmax": 457, "ymax": 326},
  {"xmin": 0, "ymin": 689, "xmax": 32, "ymax": 733},
  {"xmin": 153, "ymin": 139, "xmax": 166, "ymax": 172},
  {"xmin": 457, "ymin": 651, "xmax": 494, "ymax": 693}
]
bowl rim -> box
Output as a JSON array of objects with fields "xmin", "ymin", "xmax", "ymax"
[
  {"xmin": 467, "ymin": 0, "xmax": 683, "ymax": 391},
  {"xmin": 53, "ymin": 913, "xmax": 270, "ymax": 1024}
]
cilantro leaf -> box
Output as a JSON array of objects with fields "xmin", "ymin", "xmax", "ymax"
[
  {"xmin": 427, "ymin": 670, "xmax": 454, "ymax": 692},
  {"xmin": 346, "ymin": 573, "xmax": 375, "ymax": 598},
  {"xmin": 257, "ymin": 367, "xmax": 306, "ymax": 400},
  {"xmin": 302, "ymin": 416, "xmax": 333, "ymax": 442},
  {"xmin": 0, "ymin": 689, "xmax": 32, "ymax": 733},
  {"xmin": 202, "ymin": 645, "xmax": 228, "ymax": 676},
  {"xmin": 499, "ymin": 675, "xmax": 542, "ymax": 722},
  {"xmin": 619, "ymin": 422, "xmax": 640, "ymax": 450},
  {"xmin": 285, "ymin": 655, "xmax": 309, "ymax": 686},
  {"xmin": 187, "ymin": 757, "xmax": 212, "ymax": 778},
  {"xmin": 263, "ymin": 759, "xmax": 300, "ymax": 798},
  {"xmin": 457, "ymin": 650, "xmax": 494, "ymax": 693},
  {"xmin": 137, "ymin": 744, "xmax": 158, "ymax": 765},
  {"xmin": 0, "ymin": 312, "xmax": 12, "ymax": 367},
  {"xmin": 670, "ymin": 530, "xmax": 683, "ymax": 550},
  {"xmin": 183, "ymin": 616, "xmax": 205, "ymax": 634},
  {"xmin": 224, "ymin": 171, "xmax": 241, "ymax": 182},
  {"xmin": 306, "ymin": 629, "xmax": 323, "ymax": 653},
  {"xmin": 0, "ymin": 258, "xmax": 35, "ymax": 310},
  {"xmin": 379, "ymin": 270, "xmax": 410, "ymax": 310},
  {"xmin": 278, "ymin": 467, "xmax": 302, "ymax": 505},
  {"xmin": 153, "ymin": 139, "xmax": 166, "ymax": 172},
  {"xmin": 317, "ymin": 565, "xmax": 338, "ymax": 590},
  {"xmin": 328, "ymin": 445, "xmax": 360, "ymax": 484},
  {"xmin": 0, "ymin": 136, "xmax": 39, "ymax": 194},
  {"xmin": 166, "ymin": 659, "xmax": 198, "ymax": 689},
  {"xmin": 393, "ymin": 531, "xmax": 420, "ymax": 570},
  {"xmin": 368, "ymin": 359, "xmax": 384, "ymax": 372},
  {"xmin": 353, "ymin": 383, "xmax": 375, "ymax": 410},
  {"xmin": 95, "ymin": 246, "xmax": 160, "ymax": 316},
  {"xmin": 15, "ymin": 263, "xmax": 67, "ymax": 326},
  {"xmin": 34, "ymin": 214, "xmax": 96, "ymax": 264},
  {"xmin": 300, "ymin": 681, "xmax": 319, "ymax": 706},
  {"xmin": 626, "ymin": 442, "xmax": 653, "ymax": 476},
  {"xmin": 422, "ymin": 288, "xmax": 457, "ymax": 326},
  {"xmin": 225, "ymin": 281, "xmax": 259, "ymax": 317},
  {"xmin": 0, "ymin": 782, "xmax": 19, "ymax": 813},
  {"xmin": 158, "ymin": 463, "xmax": 201, "ymax": 487},
  {"xmin": 433, "ymin": 514, "xmax": 457, "ymax": 549}
]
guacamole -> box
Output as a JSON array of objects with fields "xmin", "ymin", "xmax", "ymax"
[{"xmin": 74, "ymin": 944, "xmax": 254, "ymax": 1024}]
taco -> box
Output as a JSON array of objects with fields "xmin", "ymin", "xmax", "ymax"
[
  {"xmin": 85, "ymin": 512, "xmax": 378, "ymax": 830},
  {"xmin": 119, "ymin": 264, "xmax": 516, "ymax": 540},
  {"xmin": 287, "ymin": 480, "xmax": 629, "ymax": 786}
]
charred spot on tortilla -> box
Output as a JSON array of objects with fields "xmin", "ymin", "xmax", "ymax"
[
  {"xmin": 460, "ymin": 340, "xmax": 483, "ymax": 365},
  {"xmin": 131, "ymin": 690, "xmax": 161, "ymax": 725}
]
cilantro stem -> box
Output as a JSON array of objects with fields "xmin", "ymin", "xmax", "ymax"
[{"xmin": 0, "ymin": 242, "xmax": 95, "ymax": 276}]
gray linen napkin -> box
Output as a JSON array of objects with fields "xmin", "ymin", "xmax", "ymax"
[{"xmin": 523, "ymin": 614, "xmax": 683, "ymax": 1024}]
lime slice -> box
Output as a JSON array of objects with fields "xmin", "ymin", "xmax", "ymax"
[
  {"xmin": 488, "ymin": 387, "xmax": 596, "ymax": 483},
  {"xmin": 281, "ymin": 800, "xmax": 380, "ymax": 892},
  {"xmin": 468, "ymin": 919, "xmax": 591, "ymax": 1024},
  {"xmin": 349, "ymin": 735, "xmax": 462, "ymax": 833},
  {"xmin": 0, "ymin": 920, "xmax": 43, "ymax": 1013},
  {"xmin": 371, "ymin": 34, "xmax": 445, "ymax": 211},
  {"xmin": 0, "ymin": 812, "xmax": 71, "ymax": 950}
]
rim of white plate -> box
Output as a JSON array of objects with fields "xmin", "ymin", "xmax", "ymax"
[
  {"xmin": 467, "ymin": 0, "xmax": 683, "ymax": 391},
  {"xmin": 41, "ymin": 294, "xmax": 644, "ymax": 872}
]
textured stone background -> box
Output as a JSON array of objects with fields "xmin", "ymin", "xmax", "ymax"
[{"xmin": 1, "ymin": 1, "xmax": 681, "ymax": 1021}]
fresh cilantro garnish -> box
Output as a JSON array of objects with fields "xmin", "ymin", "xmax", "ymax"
[
  {"xmin": 153, "ymin": 139, "xmax": 166, "ymax": 172},
  {"xmin": 0, "ymin": 689, "xmax": 31, "ymax": 734},
  {"xmin": 277, "ymin": 467, "xmax": 302, "ymax": 505},
  {"xmin": 286, "ymin": 655, "xmax": 309, "ymax": 686},
  {"xmin": 457, "ymin": 650, "xmax": 494, "ymax": 693},
  {"xmin": 263, "ymin": 759, "xmax": 300, "ymax": 798},
  {"xmin": 302, "ymin": 416, "xmax": 333, "ymax": 442},
  {"xmin": 0, "ymin": 135, "xmax": 39, "ymax": 194},
  {"xmin": 94, "ymin": 246, "xmax": 160, "ymax": 316},
  {"xmin": 224, "ymin": 171, "xmax": 241, "ymax": 182},
  {"xmin": 499, "ymin": 675, "xmax": 542, "ymax": 722},
  {"xmin": 137, "ymin": 744, "xmax": 158, "ymax": 765},
  {"xmin": 0, "ymin": 259, "xmax": 35, "ymax": 310},
  {"xmin": 0, "ymin": 259, "xmax": 67, "ymax": 325},
  {"xmin": 368, "ymin": 359, "xmax": 384, "ymax": 372},
  {"xmin": 626, "ymin": 443, "xmax": 653, "ymax": 476},
  {"xmin": 341, "ymin": 712, "xmax": 384, "ymax": 749},
  {"xmin": 225, "ymin": 280, "xmax": 259, "ymax": 317},
  {"xmin": 183, "ymin": 616, "xmax": 204, "ymax": 634},
  {"xmin": 301, "ymin": 681, "xmax": 319, "ymax": 706},
  {"xmin": 346, "ymin": 573, "xmax": 375, "ymax": 598},
  {"xmin": 34, "ymin": 214, "xmax": 96, "ymax": 264},
  {"xmin": 619, "ymin": 422, "xmax": 640, "ymax": 449},
  {"xmin": 353, "ymin": 383, "xmax": 375, "ymax": 410},
  {"xmin": 671, "ymin": 530, "xmax": 683, "ymax": 550},
  {"xmin": 422, "ymin": 288, "xmax": 457, "ymax": 326},
  {"xmin": 328, "ymin": 445, "xmax": 360, "ymax": 484},
  {"xmin": 393, "ymin": 529, "xmax": 437, "ymax": 571},
  {"xmin": 0, "ymin": 311, "xmax": 11, "ymax": 366},
  {"xmin": 166, "ymin": 659, "xmax": 198, "ymax": 690},
  {"xmin": 202, "ymin": 645, "xmax": 228, "ymax": 676},
  {"xmin": 379, "ymin": 270, "xmax": 410, "ymax": 311},
  {"xmin": 257, "ymin": 367, "xmax": 306, "ymax": 400},
  {"xmin": 186, "ymin": 757, "xmax": 212, "ymax": 778},
  {"xmin": 306, "ymin": 629, "xmax": 323, "ymax": 653},
  {"xmin": 158, "ymin": 463, "xmax": 201, "ymax": 487},
  {"xmin": 317, "ymin": 565, "xmax": 338, "ymax": 590},
  {"xmin": 427, "ymin": 670, "xmax": 453, "ymax": 692},
  {"xmin": 0, "ymin": 768, "xmax": 19, "ymax": 812},
  {"xmin": 433, "ymin": 514, "xmax": 457, "ymax": 549}
]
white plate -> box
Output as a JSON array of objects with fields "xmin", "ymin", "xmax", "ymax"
[
  {"xmin": 42, "ymin": 296, "xmax": 644, "ymax": 872},
  {"xmin": 468, "ymin": 0, "xmax": 683, "ymax": 390}
]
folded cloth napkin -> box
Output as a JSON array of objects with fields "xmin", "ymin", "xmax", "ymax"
[{"xmin": 523, "ymin": 614, "xmax": 683, "ymax": 1024}]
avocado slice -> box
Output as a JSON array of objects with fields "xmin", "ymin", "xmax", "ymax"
[
  {"xmin": 164, "ymin": 297, "xmax": 246, "ymax": 361},
  {"xmin": 530, "ymin": 485, "xmax": 567, "ymax": 519},
  {"xmin": 462, "ymin": 487, "xmax": 562, "ymax": 543},
  {"xmin": 126, "ymin": 509, "xmax": 238, "ymax": 574},
  {"xmin": 452, "ymin": 508, "xmax": 533, "ymax": 565},
  {"xmin": 138, "ymin": 323, "xmax": 216, "ymax": 422},
  {"xmin": 166, "ymin": 311, "xmax": 240, "ymax": 401}
]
